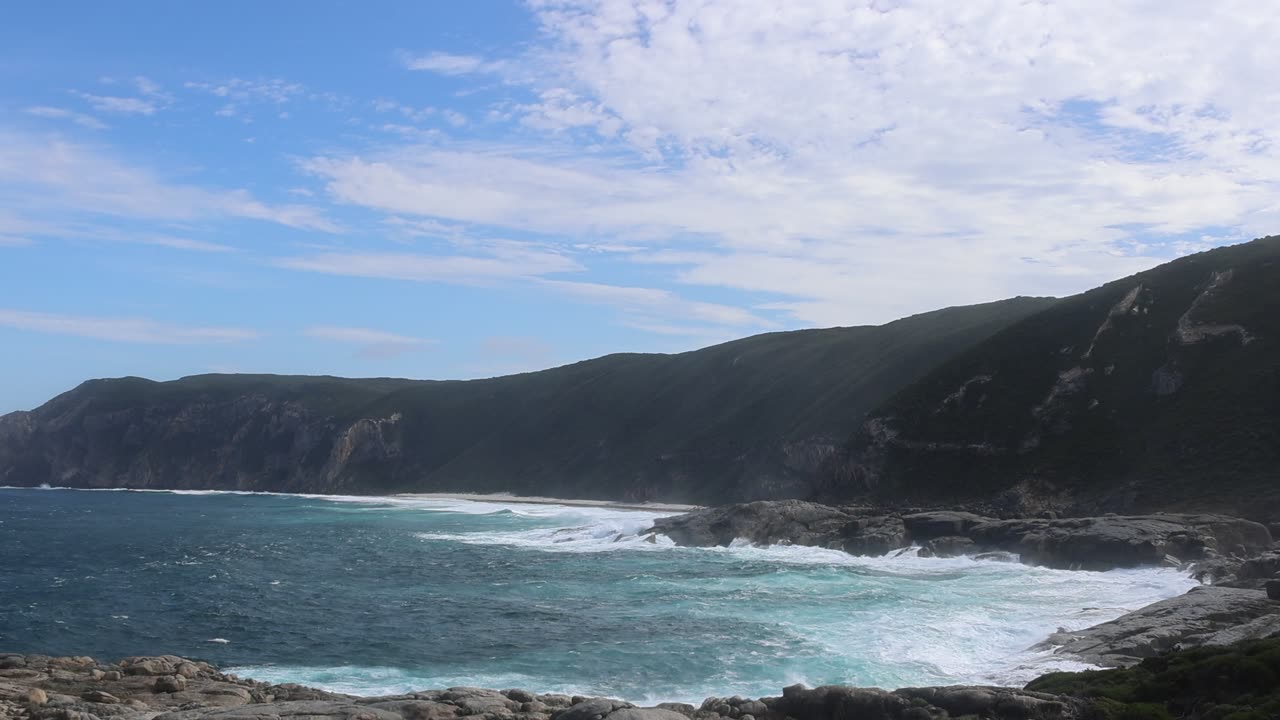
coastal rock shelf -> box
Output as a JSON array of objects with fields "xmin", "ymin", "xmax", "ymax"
[
  {"xmin": 0, "ymin": 654, "xmax": 1088, "ymax": 720},
  {"xmin": 647, "ymin": 500, "xmax": 1275, "ymax": 571},
  {"xmin": 1037, "ymin": 586, "xmax": 1280, "ymax": 667}
]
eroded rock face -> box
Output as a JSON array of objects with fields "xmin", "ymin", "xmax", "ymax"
[
  {"xmin": 0, "ymin": 654, "xmax": 1096, "ymax": 720},
  {"xmin": 769, "ymin": 683, "xmax": 1083, "ymax": 720},
  {"xmin": 1037, "ymin": 586, "xmax": 1280, "ymax": 667},
  {"xmin": 647, "ymin": 501, "xmax": 1273, "ymax": 571},
  {"xmin": 649, "ymin": 500, "xmax": 863, "ymax": 548}
]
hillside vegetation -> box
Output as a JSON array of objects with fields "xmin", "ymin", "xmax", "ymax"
[
  {"xmin": 0, "ymin": 297, "xmax": 1050, "ymax": 503},
  {"xmin": 835, "ymin": 236, "xmax": 1280, "ymax": 519},
  {"xmin": 1027, "ymin": 637, "xmax": 1280, "ymax": 720}
]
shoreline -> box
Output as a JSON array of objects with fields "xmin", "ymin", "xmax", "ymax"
[
  {"xmin": 393, "ymin": 492, "xmax": 701, "ymax": 513},
  {"xmin": 0, "ymin": 485, "xmax": 701, "ymax": 513}
]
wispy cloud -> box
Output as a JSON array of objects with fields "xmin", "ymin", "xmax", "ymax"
[
  {"xmin": 0, "ymin": 309, "xmax": 260, "ymax": 344},
  {"xmin": 401, "ymin": 51, "xmax": 506, "ymax": 76},
  {"xmin": 0, "ymin": 130, "xmax": 338, "ymax": 233},
  {"xmin": 276, "ymin": 247, "xmax": 580, "ymax": 284},
  {"xmin": 538, "ymin": 279, "xmax": 769, "ymax": 328},
  {"xmin": 74, "ymin": 92, "xmax": 158, "ymax": 115},
  {"xmin": 311, "ymin": 0, "xmax": 1280, "ymax": 326},
  {"xmin": 24, "ymin": 106, "xmax": 107, "ymax": 130},
  {"xmin": 120, "ymin": 235, "xmax": 235, "ymax": 253},
  {"xmin": 0, "ymin": 235, "xmax": 33, "ymax": 247},
  {"xmin": 304, "ymin": 326, "xmax": 435, "ymax": 359},
  {"xmin": 184, "ymin": 77, "xmax": 304, "ymax": 103}
]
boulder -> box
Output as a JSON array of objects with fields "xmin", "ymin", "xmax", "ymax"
[
  {"xmin": 552, "ymin": 698, "xmax": 633, "ymax": 720},
  {"xmin": 839, "ymin": 516, "xmax": 908, "ymax": 556},
  {"xmin": 154, "ymin": 700, "xmax": 405, "ymax": 720},
  {"xmin": 1239, "ymin": 551, "xmax": 1280, "ymax": 582},
  {"xmin": 901, "ymin": 511, "xmax": 991, "ymax": 540},
  {"xmin": 606, "ymin": 710, "xmax": 690, "ymax": 720},
  {"xmin": 964, "ymin": 515, "xmax": 1247, "ymax": 570},
  {"xmin": 649, "ymin": 501, "xmax": 861, "ymax": 548},
  {"xmin": 771, "ymin": 684, "xmax": 911, "ymax": 720},
  {"xmin": 199, "ymin": 686, "xmax": 255, "ymax": 707},
  {"xmin": 772, "ymin": 683, "xmax": 1081, "ymax": 720},
  {"xmin": 649, "ymin": 501, "xmax": 910, "ymax": 557},
  {"xmin": 918, "ymin": 536, "xmax": 975, "ymax": 558},
  {"xmin": 122, "ymin": 658, "xmax": 176, "ymax": 677},
  {"xmin": 153, "ymin": 675, "xmax": 187, "ymax": 694},
  {"xmin": 80, "ymin": 691, "xmax": 121, "ymax": 705},
  {"xmin": 366, "ymin": 700, "xmax": 461, "ymax": 720},
  {"xmin": 440, "ymin": 687, "xmax": 518, "ymax": 716}
]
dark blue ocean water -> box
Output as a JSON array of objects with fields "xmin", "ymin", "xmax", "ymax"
[{"xmin": 0, "ymin": 489, "xmax": 1196, "ymax": 702}]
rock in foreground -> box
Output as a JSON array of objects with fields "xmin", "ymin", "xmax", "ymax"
[
  {"xmin": 0, "ymin": 653, "xmax": 1087, "ymax": 720},
  {"xmin": 1036, "ymin": 586, "xmax": 1280, "ymax": 667}
]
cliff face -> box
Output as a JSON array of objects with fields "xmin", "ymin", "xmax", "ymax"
[
  {"xmin": 0, "ymin": 298, "xmax": 1052, "ymax": 503},
  {"xmin": 834, "ymin": 236, "xmax": 1280, "ymax": 519},
  {"xmin": 0, "ymin": 377, "xmax": 414, "ymax": 495}
]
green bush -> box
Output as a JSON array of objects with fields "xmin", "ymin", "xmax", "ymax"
[{"xmin": 1026, "ymin": 638, "xmax": 1280, "ymax": 719}]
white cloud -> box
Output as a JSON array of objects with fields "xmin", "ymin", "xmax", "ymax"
[
  {"xmin": 75, "ymin": 92, "xmax": 158, "ymax": 115},
  {"xmin": 304, "ymin": 326, "xmax": 434, "ymax": 359},
  {"xmin": 309, "ymin": 0, "xmax": 1280, "ymax": 326},
  {"xmin": 277, "ymin": 246, "xmax": 580, "ymax": 284},
  {"xmin": 184, "ymin": 78, "xmax": 304, "ymax": 104},
  {"xmin": 24, "ymin": 106, "xmax": 107, "ymax": 130},
  {"xmin": 128, "ymin": 235, "xmax": 235, "ymax": 253},
  {"xmin": 0, "ymin": 130, "xmax": 338, "ymax": 233},
  {"xmin": 133, "ymin": 76, "xmax": 164, "ymax": 97},
  {"xmin": 538, "ymin": 278, "xmax": 769, "ymax": 328},
  {"xmin": 0, "ymin": 309, "xmax": 260, "ymax": 344},
  {"xmin": 402, "ymin": 52, "xmax": 506, "ymax": 76}
]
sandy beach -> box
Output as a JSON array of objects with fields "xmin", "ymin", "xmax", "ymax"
[{"xmin": 395, "ymin": 491, "xmax": 701, "ymax": 513}]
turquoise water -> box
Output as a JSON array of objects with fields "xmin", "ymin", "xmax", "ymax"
[{"xmin": 0, "ymin": 488, "xmax": 1196, "ymax": 702}]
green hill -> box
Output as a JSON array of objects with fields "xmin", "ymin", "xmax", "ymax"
[
  {"xmin": 0, "ymin": 297, "xmax": 1051, "ymax": 503},
  {"xmin": 833, "ymin": 236, "xmax": 1280, "ymax": 519}
]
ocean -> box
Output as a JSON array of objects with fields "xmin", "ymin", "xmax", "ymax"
[{"xmin": 0, "ymin": 488, "xmax": 1197, "ymax": 703}]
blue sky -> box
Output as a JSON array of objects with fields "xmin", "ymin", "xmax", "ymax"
[{"xmin": 2, "ymin": 1, "xmax": 1278, "ymax": 413}]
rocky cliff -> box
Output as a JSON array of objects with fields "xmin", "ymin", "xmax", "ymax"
[
  {"xmin": 0, "ymin": 299, "xmax": 1051, "ymax": 503},
  {"xmin": 833, "ymin": 236, "xmax": 1280, "ymax": 519},
  {"xmin": 4, "ymin": 237, "xmax": 1279, "ymax": 513}
]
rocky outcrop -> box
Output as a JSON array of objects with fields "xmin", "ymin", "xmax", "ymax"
[
  {"xmin": 0, "ymin": 298, "xmax": 1054, "ymax": 506},
  {"xmin": 768, "ymin": 684, "xmax": 1081, "ymax": 720},
  {"xmin": 647, "ymin": 501, "xmax": 908, "ymax": 556},
  {"xmin": 648, "ymin": 501, "xmax": 1274, "ymax": 571},
  {"xmin": 1036, "ymin": 586, "xmax": 1280, "ymax": 667},
  {"xmin": 1193, "ymin": 549, "xmax": 1280, "ymax": 590},
  {"xmin": 0, "ymin": 654, "xmax": 1091, "ymax": 720}
]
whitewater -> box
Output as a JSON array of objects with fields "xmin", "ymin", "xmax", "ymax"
[{"xmin": 0, "ymin": 488, "xmax": 1197, "ymax": 703}]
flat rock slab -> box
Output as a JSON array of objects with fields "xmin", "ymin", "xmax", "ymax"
[
  {"xmin": 0, "ymin": 652, "xmax": 1106, "ymax": 720},
  {"xmin": 649, "ymin": 501, "xmax": 1273, "ymax": 571},
  {"xmin": 155, "ymin": 701, "xmax": 406, "ymax": 720},
  {"xmin": 1039, "ymin": 585, "xmax": 1280, "ymax": 666}
]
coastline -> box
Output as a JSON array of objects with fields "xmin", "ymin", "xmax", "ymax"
[
  {"xmin": 394, "ymin": 492, "xmax": 701, "ymax": 513},
  {"xmin": 0, "ymin": 653, "xmax": 1092, "ymax": 720},
  {"xmin": 0, "ymin": 486, "xmax": 701, "ymax": 513}
]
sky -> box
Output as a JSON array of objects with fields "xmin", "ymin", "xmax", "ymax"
[{"xmin": 2, "ymin": 1, "xmax": 1279, "ymax": 413}]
